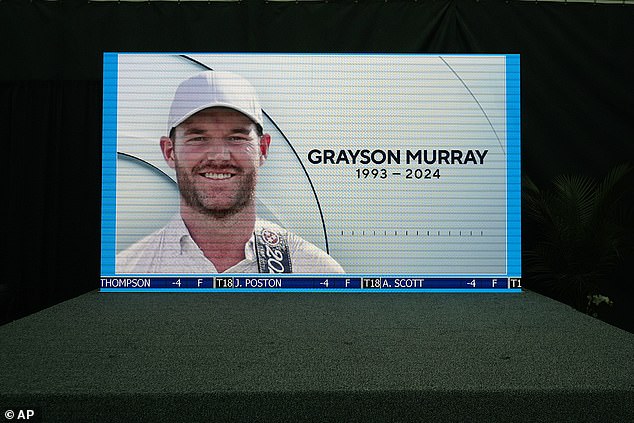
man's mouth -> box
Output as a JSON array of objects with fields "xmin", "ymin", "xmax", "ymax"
[{"xmin": 202, "ymin": 172, "xmax": 234, "ymax": 180}]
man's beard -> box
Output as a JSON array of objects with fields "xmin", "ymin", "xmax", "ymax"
[{"xmin": 175, "ymin": 161, "xmax": 257, "ymax": 219}]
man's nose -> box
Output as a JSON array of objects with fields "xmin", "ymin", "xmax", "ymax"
[{"xmin": 206, "ymin": 141, "xmax": 230, "ymax": 161}]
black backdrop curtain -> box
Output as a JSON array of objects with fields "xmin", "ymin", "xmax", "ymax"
[
  {"xmin": 1, "ymin": 81, "xmax": 102, "ymax": 322},
  {"xmin": 1, "ymin": 0, "xmax": 633, "ymax": 323}
]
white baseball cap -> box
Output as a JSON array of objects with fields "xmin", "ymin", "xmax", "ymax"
[{"xmin": 167, "ymin": 70, "xmax": 263, "ymax": 133}]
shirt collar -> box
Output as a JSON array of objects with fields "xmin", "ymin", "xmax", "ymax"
[{"xmin": 168, "ymin": 216, "xmax": 257, "ymax": 261}]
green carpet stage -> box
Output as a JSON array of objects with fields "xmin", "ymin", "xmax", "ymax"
[{"xmin": 1, "ymin": 290, "xmax": 633, "ymax": 422}]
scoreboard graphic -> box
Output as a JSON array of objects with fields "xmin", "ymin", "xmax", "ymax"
[{"xmin": 100, "ymin": 276, "xmax": 523, "ymax": 292}]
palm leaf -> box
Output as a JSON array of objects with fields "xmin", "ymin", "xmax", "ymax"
[{"xmin": 524, "ymin": 163, "xmax": 633, "ymax": 312}]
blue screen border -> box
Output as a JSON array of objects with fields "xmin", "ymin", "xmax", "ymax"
[{"xmin": 100, "ymin": 53, "xmax": 521, "ymax": 279}]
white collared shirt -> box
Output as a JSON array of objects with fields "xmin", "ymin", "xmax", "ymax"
[{"xmin": 116, "ymin": 217, "xmax": 344, "ymax": 274}]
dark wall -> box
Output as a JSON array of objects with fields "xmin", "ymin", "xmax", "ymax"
[{"xmin": 1, "ymin": 0, "xmax": 633, "ymax": 324}]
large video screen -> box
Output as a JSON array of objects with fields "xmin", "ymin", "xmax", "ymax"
[{"xmin": 101, "ymin": 53, "xmax": 521, "ymax": 292}]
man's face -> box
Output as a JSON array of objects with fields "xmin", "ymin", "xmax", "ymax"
[{"xmin": 160, "ymin": 107, "xmax": 270, "ymax": 219}]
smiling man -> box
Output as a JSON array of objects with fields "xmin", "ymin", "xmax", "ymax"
[{"xmin": 117, "ymin": 71, "xmax": 344, "ymax": 274}]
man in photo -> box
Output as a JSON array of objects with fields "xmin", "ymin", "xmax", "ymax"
[{"xmin": 117, "ymin": 70, "xmax": 344, "ymax": 274}]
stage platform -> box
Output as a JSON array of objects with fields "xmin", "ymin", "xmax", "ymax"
[{"xmin": 1, "ymin": 289, "xmax": 633, "ymax": 422}]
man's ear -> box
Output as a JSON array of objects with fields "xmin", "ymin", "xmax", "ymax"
[
  {"xmin": 160, "ymin": 136, "xmax": 176, "ymax": 169},
  {"xmin": 259, "ymin": 134, "xmax": 271, "ymax": 165}
]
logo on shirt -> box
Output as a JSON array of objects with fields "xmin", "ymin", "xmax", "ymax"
[
  {"xmin": 255, "ymin": 228, "xmax": 292, "ymax": 273},
  {"xmin": 260, "ymin": 229, "xmax": 280, "ymax": 247}
]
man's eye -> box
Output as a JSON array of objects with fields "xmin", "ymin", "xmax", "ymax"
[{"xmin": 187, "ymin": 137, "xmax": 208, "ymax": 143}]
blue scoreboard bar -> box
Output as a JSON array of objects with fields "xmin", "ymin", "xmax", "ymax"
[{"xmin": 100, "ymin": 277, "xmax": 522, "ymax": 292}]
